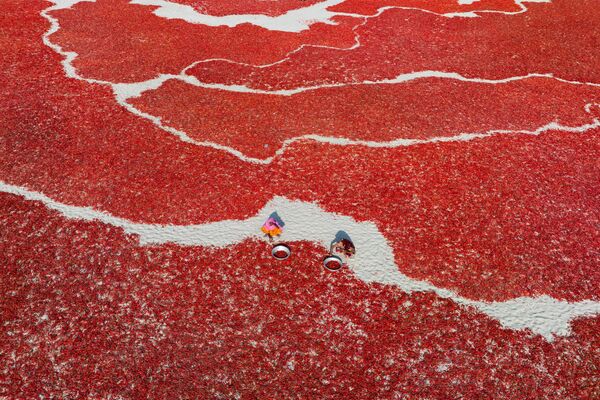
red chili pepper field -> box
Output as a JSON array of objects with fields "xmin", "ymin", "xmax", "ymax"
[{"xmin": 1, "ymin": 0, "xmax": 599, "ymax": 398}]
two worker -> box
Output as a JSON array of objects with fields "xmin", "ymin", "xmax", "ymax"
[{"xmin": 260, "ymin": 215, "xmax": 355, "ymax": 269}]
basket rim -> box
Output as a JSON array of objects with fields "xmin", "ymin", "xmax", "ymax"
[
  {"xmin": 271, "ymin": 243, "xmax": 291, "ymax": 260},
  {"xmin": 323, "ymin": 254, "xmax": 344, "ymax": 270}
]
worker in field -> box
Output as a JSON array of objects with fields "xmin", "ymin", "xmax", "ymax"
[
  {"xmin": 324, "ymin": 232, "xmax": 356, "ymax": 271},
  {"xmin": 261, "ymin": 213, "xmax": 291, "ymax": 260},
  {"xmin": 261, "ymin": 215, "xmax": 283, "ymax": 242}
]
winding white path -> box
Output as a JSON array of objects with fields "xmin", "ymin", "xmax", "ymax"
[
  {"xmin": 2, "ymin": 181, "xmax": 599, "ymax": 340},
  {"xmin": 114, "ymin": 69, "xmax": 600, "ymax": 98},
  {"xmin": 114, "ymin": 94, "xmax": 600, "ymax": 164}
]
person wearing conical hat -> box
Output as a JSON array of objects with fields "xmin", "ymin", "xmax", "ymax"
[
  {"xmin": 331, "ymin": 238, "xmax": 356, "ymax": 261},
  {"xmin": 261, "ymin": 216, "xmax": 282, "ymax": 242}
]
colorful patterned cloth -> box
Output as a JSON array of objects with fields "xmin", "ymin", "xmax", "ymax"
[{"xmin": 261, "ymin": 217, "xmax": 282, "ymax": 238}]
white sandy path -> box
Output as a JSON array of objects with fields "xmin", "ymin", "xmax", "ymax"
[{"xmin": 2, "ymin": 181, "xmax": 599, "ymax": 340}]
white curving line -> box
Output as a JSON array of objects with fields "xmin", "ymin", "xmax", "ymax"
[
  {"xmin": 114, "ymin": 70, "xmax": 600, "ymax": 98},
  {"xmin": 2, "ymin": 181, "xmax": 599, "ymax": 340},
  {"xmin": 113, "ymin": 97, "xmax": 600, "ymax": 164}
]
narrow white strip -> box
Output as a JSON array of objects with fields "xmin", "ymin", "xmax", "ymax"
[
  {"xmin": 114, "ymin": 70, "xmax": 600, "ymax": 99},
  {"xmin": 114, "ymin": 100, "xmax": 600, "ymax": 164},
  {"xmin": 2, "ymin": 181, "xmax": 599, "ymax": 339}
]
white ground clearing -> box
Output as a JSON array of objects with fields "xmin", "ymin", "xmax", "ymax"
[{"xmin": 2, "ymin": 181, "xmax": 599, "ymax": 340}]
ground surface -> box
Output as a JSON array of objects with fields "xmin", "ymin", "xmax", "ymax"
[{"xmin": 1, "ymin": 0, "xmax": 599, "ymax": 398}]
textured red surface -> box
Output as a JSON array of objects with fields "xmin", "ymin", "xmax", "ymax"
[
  {"xmin": 2, "ymin": 0, "xmax": 600, "ymax": 397},
  {"xmin": 132, "ymin": 76, "xmax": 600, "ymax": 158},
  {"xmin": 329, "ymin": 0, "xmax": 521, "ymax": 15},
  {"xmin": 190, "ymin": 0, "xmax": 600, "ymax": 90},
  {"xmin": 49, "ymin": 0, "xmax": 359, "ymax": 83},
  {"xmin": 2, "ymin": 193, "xmax": 599, "ymax": 399},
  {"xmin": 173, "ymin": 0, "xmax": 322, "ymax": 16}
]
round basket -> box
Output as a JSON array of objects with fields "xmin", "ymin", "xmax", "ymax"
[
  {"xmin": 271, "ymin": 244, "xmax": 291, "ymax": 260},
  {"xmin": 323, "ymin": 254, "xmax": 344, "ymax": 271}
]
